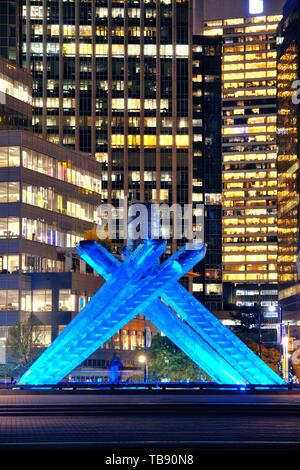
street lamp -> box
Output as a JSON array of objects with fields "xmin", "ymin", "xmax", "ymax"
[
  {"xmin": 138, "ymin": 354, "xmax": 148, "ymax": 383},
  {"xmin": 282, "ymin": 326, "xmax": 290, "ymax": 383}
]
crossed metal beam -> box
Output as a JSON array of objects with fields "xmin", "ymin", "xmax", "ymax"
[{"xmin": 19, "ymin": 240, "xmax": 283, "ymax": 385}]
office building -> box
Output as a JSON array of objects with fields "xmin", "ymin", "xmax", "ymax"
[
  {"xmin": 277, "ymin": 0, "xmax": 300, "ymax": 319},
  {"xmin": 0, "ymin": 0, "xmax": 21, "ymax": 65},
  {"xmin": 202, "ymin": 0, "xmax": 284, "ymax": 314},
  {"xmin": 0, "ymin": 53, "xmax": 154, "ymax": 380},
  {"xmin": 192, "ymin": 35, "xmax": 223, "ymax": 312},
  {"xmin": 21, "ymin": 0, "xmax": 193, "ymax": 212},
  {"xmin": 0, "ymin": 56, "xmax": 32, "ymax": 130}
]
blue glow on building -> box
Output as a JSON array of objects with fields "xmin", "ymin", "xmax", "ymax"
[{"xmin": 19, "ymin": 240, "xmax": 283, "ymax": 386}]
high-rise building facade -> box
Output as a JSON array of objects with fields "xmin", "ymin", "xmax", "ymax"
[
  {"xmin": 20, "ymin": 1, "xmax": 225, "ymax": 310},
  {"xmin": 0, "ymin": 1, "xmax": 21, "ymax": 65},
  {"xmin": 0, "ymin": 60, "xmax": 155, "ymax": 379},
  {"xmin": 21, "ymin": 0, "xmax": 193, "ymax": 213},
  {"xmin": 201, "ymin": 0, "xmax": 284, "ymax": 311},
  {"xmin": 0, "ymin": 56, "xmax": 32, "ymax": 129},
  {"xmin": 192, "ymin": 35, "xmax": 223, "ymax": 312},
  {"xmin": 277, "ymin": 0, "xmax": 300, "ymax": 315}
]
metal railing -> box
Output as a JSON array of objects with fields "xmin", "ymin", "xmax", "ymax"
[{"xmin": 1, "ymin": 381, "xmax": 300, "ymax": 392}]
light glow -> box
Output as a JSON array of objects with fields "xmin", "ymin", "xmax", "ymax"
[{"xmin": 249, "ymin": 0, "xmax": 264, "ymax": 15}]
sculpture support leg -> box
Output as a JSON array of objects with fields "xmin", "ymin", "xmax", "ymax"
[{"xmin": 78, "ymin": 242, "xmax": 284, "ymax": 386}]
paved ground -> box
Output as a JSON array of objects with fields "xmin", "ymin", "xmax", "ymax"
[{"xmin": 0, "ymin": 392, "xmax": 300, "ymax": 454}]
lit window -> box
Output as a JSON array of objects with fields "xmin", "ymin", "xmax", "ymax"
[
  {"xmin": 112, "ymin": 44, "xmax": 124, "ymax": 56},
  {"xmin": 95, "ymin": 44, "xmax": 108, "ymax": 56},
  {"xmin": 128, "ymin": 135, "xmax": 141, "ymax": 148},
  {"xmin": 160, "ymin": 135, "xmax": 173, "ymax": 146},
  {"xmin": 144, "ymin": 135, "xmax": 157, "ymax": 147},
  {"xmin": 176, "ymin": 135, "xmax": 189, "ymax": 148},
  {"xmin": 0, "ymin": 290, "xmax": 19, "ymax": 311},
  {"xmin": 32, "ymin": 290, "xmax": 52, "ymax": 312},
  {"xmin": 111, "ymin": 135, "xmax": 124, "ymax": 147},
  {"xmin": 59, "ymin": 290, "xmax": 76, "ymax": 312}
]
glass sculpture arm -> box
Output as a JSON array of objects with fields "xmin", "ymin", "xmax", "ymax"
[{"xmin": 77, "ymin": 241, "xmax": 284, "ymax": 386}]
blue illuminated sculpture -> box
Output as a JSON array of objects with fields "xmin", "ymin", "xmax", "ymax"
[{"xmin": 19, "ymin": 239, "xmax": 283, "ymax": 385}]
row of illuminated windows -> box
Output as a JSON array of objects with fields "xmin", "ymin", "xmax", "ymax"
[
  {"xmin": 24, "ymin": 5, "xmax": 167, "ymax": 20},
  {"xmin": 223, "ymin": 217, "xmax": 276, "ymax": 226},
  {"xmin": 33, "ymin": 97, "xmax": 171, "ymax": 112},
  {"xmin": 0, "ymin": 217, "xmax": 84, "ymax": 247},
  {"xmin": 102, "ymin": 329, "xmax": 145, "ymax": 352},
  {"xmin": 223, "ymin": 245, "xmax": 277, "ymax": 253},
  {"xmin": 0, "ymin": 181, "xmax": 99, "ymax": 225},
  {"xmin": 223, "ymin": 171, "xmax": 277, "ymax": 179},
  {"xmin": 22, "ymin": 148, "xmax": 101, "ymax": 194},
  {"xmin": 223, "ymin": 108, "xmax": 277, "ymax": 118},
  {"xmin": 223, "ymin": 136, "xmax": 277, "ymax": 145},
  {"xmin": 223, "ymin": 80, "xmax": 276, "ymax": 90},
  {"xmin": 0, "ymin": 289, "xmax": 90, "ymax": 313},
  {"xmin": 205, "ymin": 16, "xmax": 281, "ymax": 27},
  {"xmin": 223, "ymin": 226, "xmax": 277, "ymax": 235},
  {"xmin": 111, "ymin": 98, "xmax": 170, "ymax": 111},
  {"xmin": 223, "ymin": 89, "xmax": 276, "ymax": 98},
  {"xmin": 224, "ymin": 264, "xmax": 277, "ymax": 272},
  {"xmin": 26, "ymin": 42, "xmax": 189, "ymax": 58},
  {"xmin": 22, "ymin": 218, "xmax": 83, "ymax": 248},
  {"xmin": 111, "ymin": 134, "xmax": 189, "ymax": 148},
  {"xmin": 236, "ymin": 289, "xmax": 278, "ymax": 296},
  {"xmin": 223, "ymin": 52, "xmax": 276, "ymax": 62},
  {"xmin": 224, "ymin": 209, "xmax": 276, "ymax": 217},
  {"xmin": 0, "ymin": 147, "xmax": 101, "ymax": 195},
  {"xmin": 223, "ymin": 153, "xmax": 277, "ymax": 163},
  {"xmin": 223, "ymin": 126, "xmax": 276, "ymax": 135},
  {"xmin": 223, "ymin": 199, "xmax": 277, "ymax": 208},
  {"xmin": 224, "ymin": 116, "xmax": 276, "ymax": 125},
  {"xmin": 192, "ymin": 283, "xmax": 223, "ymax": 296},
  {"xmin": 223, "ymin": 236, "xmax": 277, "ymax": 244},
  {"xmin": 0, "ymin": 72, "xmax": 32, "ymax": 105},
  {"xmin": 223, "ymin": 71, "xmax": 276, "ymax": 80},
  {"xmin": 224, "ymin": 273, "xmax": 277, "ymax": 281},
  {"xmin": 32, "ymin": 24, "xmax": 159, "ymax": 39},
  {"xmin": 223, "ymin": 181, "xmax": 277, "ymax": 191},
  {"xmin": 223, "ymin": 61, "xmax": 277, "ymax": 71},
  {"xmin": 104, "ymin": 116, "xmax": 188, "ymax": 128},
  {"xmin": 101, "ymin": 171, "xmax": 172, "ymax": 183},
  {"xmin": 0, "ymin": 254, "xmax": 64, "ymax": 274},
  {"xmin": 204, "ymin": 27, "xmax": 277, "ymax": 37},
  {"xmin": 223, "ymin": 192, "xmax": 277, "ymax": 201},
  {"xmin": 101, "ymin": 188, "xmax": 169, "ymax": 202},
  {"xmin": 224, "ymin": 255, "xmax": 277, "ymax": 262},
  {"xmin": 22, "ymin": 184, "xmax": 98, "ymax": 224},
  {"xmin": 224, "ymin": 183, "xmax": 277, "ymax": 192},
  {"xmin": 224, "ymin": 44, "xmax": 276, "ymax": 53}
]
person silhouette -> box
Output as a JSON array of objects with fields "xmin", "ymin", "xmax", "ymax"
[{"xmin": 108, "ymin": 353, "xmax": 123, "ymax": 384}]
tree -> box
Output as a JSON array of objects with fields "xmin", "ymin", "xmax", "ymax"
[
  {"xmin": 248, "ymin": 342, "xmax": 281, "ymax": 375},
  {"xmin": 147, "ymin": 335, "xmax": 209, "ymax": 382},
  {"xmin": 5, "ymin": 320, "xmax": 46, "ymax": 376}
]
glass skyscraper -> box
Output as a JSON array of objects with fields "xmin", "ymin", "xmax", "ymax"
[
  {"xmin": 277, "ymin": 0, "xmax": 300, "ymax": 315},
  {"xmin": 192, "ymin": 35, "xmax": 223, "ymax": 312},
  {"xmin": 21, "ymin": 0, "xmax": 193, "ymax": 214},
  {"xmin": 0, "ymin": 0, "xmax": 21, "ymax": 65},
  {"xmin": 202, "ymin": 0, "xmax": 284, "ymax": 312}
]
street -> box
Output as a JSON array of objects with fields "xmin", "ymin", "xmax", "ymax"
[{"xmin": 0, "ymin": 392, "xmax": 300, "ymax": 451}]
